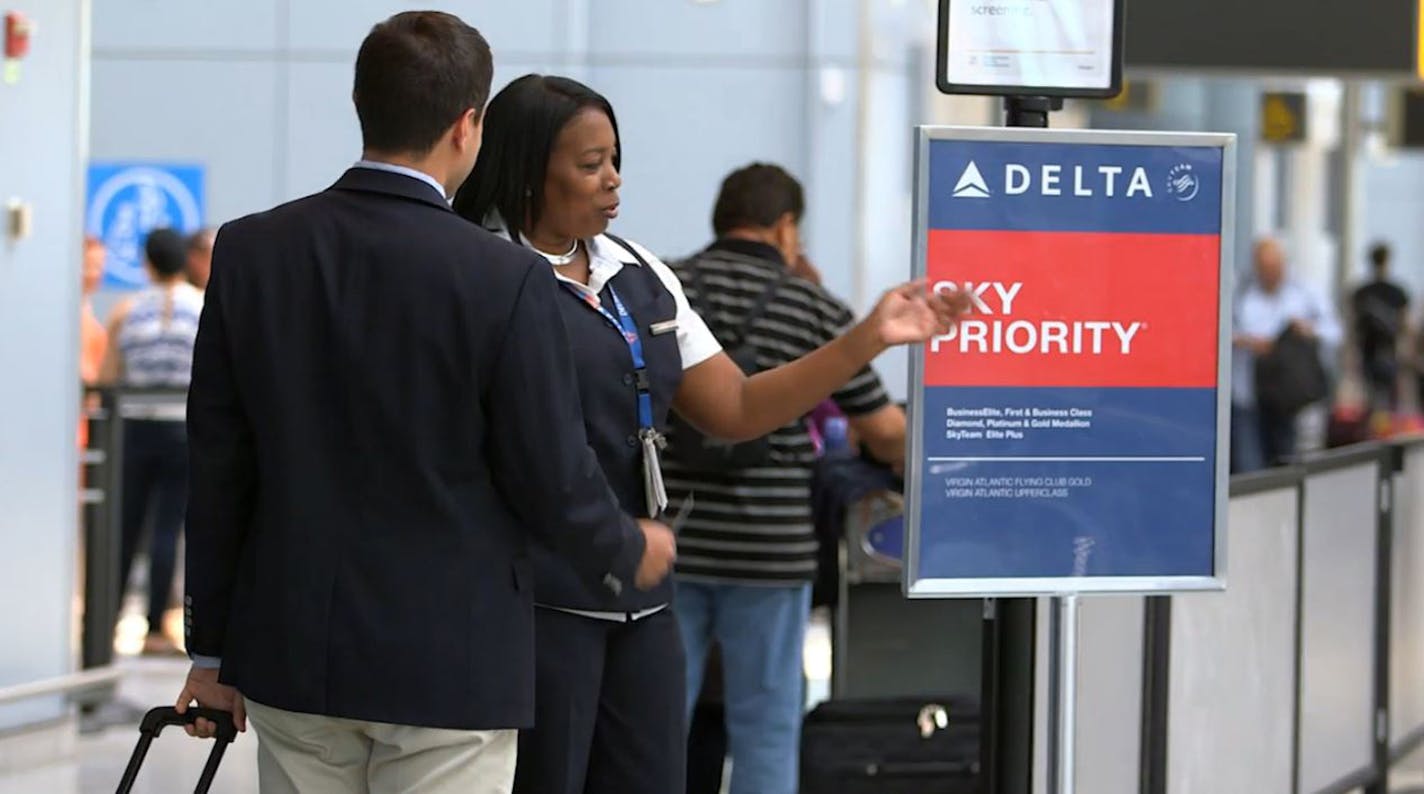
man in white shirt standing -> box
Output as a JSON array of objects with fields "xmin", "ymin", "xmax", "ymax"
[{"xmin": 1231, "ymin": 238, "xmax": 1342, "ymax": 472}]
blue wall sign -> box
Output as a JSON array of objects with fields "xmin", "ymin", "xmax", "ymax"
[{"xmin": 85, "ymin": 163, "xmax": 205, "ymax": 289}]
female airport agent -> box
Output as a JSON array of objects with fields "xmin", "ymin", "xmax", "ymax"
[{"xmin": 452, "ymin": 74, "xmax": 964, "ymax": 794}]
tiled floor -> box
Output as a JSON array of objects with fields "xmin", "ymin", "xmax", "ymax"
[
  {"xmin": 0, "ymin": 611, "xmax": 838, "ymax": 793},
  {"xmin": 1395, "ymin": 743, "xmax": 1424, "ymax": 793},
  {"xmin": 0, "ymin": 658, "xmax": 259, "ymax": 793},
  {"xmin": 17, "ymin": 608, "xmax": 1421, "ymax": 793}
]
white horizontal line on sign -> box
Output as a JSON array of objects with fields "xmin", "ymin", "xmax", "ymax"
[{"xmin": 927, "ymin": 456, "xmax": 1206, "ymax": 463}]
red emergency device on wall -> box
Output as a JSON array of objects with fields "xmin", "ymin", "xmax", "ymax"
[{"xmin": 4, "ymin": 11, "xmax": 31, "ymax": 61}]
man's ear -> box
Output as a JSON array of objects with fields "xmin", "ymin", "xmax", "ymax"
[{"xmin": 456, "ymin": 108, "xmax": 483, "ymax": 152}]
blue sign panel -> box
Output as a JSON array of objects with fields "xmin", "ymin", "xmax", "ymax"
[
  {"xmin": 86, "ymin": 163, "xmax": 205, "ymax": 289},
  {"xmin": 904, "ymin": 128, "xmax": 1234, "ymax": 597}
]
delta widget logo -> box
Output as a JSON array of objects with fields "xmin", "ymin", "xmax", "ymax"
[{"xmin": 952, "ymin": 161, "xmax": 992, "ymax": 198}]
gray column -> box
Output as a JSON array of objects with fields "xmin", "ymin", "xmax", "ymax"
[
  {"xmin": 0, "ymin": 0, "xmax": 86, "ymax": 732},
  {"xmin": 1201, "ymin": 78, "xmax": 1261, "ymax": 285}
]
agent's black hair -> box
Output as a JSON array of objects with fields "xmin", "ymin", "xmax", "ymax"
[{"xmin": 452, "ymin": 74, "xmax": 620, "ymax": 242}]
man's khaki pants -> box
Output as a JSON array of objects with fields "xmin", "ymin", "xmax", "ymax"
[{"xmin": 245, "ymin": 698, "xmax": 516, "ymax": 794}]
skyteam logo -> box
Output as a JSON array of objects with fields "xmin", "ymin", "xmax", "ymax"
[
  {"xmin": 1166, "ymin": 164, "xmax": 1200, "ymax": 202},
  {"xmin": 952, "ymin": 161, "xmax": 991, "ymax": 198}
]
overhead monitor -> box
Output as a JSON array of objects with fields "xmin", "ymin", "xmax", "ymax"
[{"xmin": 937, "ymin": 0, "xmax": 1125, "ymax": 98}]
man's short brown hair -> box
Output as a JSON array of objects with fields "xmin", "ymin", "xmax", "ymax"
[{"xmin": 353, "ymin": 12, "xmax": 493, "ymax": 155}]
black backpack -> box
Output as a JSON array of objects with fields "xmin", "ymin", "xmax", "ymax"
[
  {"xmin": 653, "ymin": 245, "xmax": 787, "ymax": 472},
  {"xmin": 1254, "ymin": 325, "xmax": 1329, "ymax": 417}
]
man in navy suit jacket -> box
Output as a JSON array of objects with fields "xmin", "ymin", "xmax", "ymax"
[{"xmin": 173, "ymin": 12, "xmax": 676, "ymax": 793}]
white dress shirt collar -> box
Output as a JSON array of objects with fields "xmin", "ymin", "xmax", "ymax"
[
  {"xmin": 352, "ymin": 159, "xmax": 449, "ymax": 203},
  {"xmin": 485, "ymin": 215, "xmax": 721, "ymax": 371}
]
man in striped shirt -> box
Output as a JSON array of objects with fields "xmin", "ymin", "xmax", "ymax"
[{"xmin": 665, "ymin": 163, "xmax": 908, "ymax": 794}]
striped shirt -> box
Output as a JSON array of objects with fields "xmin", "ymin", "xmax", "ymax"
[
  {"xmin": 116, "ymin": 283, "xmax": 203, "ymax": 389},
  {"xmin": 114, "ymin": 283, "xmax": 204, "ymax": 422},
  {"xmin": 664, "ymin": 239, "xmax": 890, "ymax": 585}
]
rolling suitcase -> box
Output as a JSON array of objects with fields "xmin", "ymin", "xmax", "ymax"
[
  {"xmin": 115, "ymin": 706, "xmax": 237, "ymax": 794},
  {"xmin": 800, "ymin": 696, "xmax": 981, "ymax": 794}
]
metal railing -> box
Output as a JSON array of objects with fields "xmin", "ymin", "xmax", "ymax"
[
  {"xmin": 73, "ymin": 387, "xmax": 188, "ymax": 709},
  {"xmin": 827, "ymin": 436, "xmax": 1424, "ymax": 794},
  {"xmin": 1134, "ymin": 439, "xmax": 1418, "ymax": 794}
]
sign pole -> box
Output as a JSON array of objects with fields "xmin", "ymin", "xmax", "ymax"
[
  {"xmin": 1002, "ymin": 92, "xmax": 1073, "ymax": 794},
  {"xmin": 909, "ymin": 122, "xmax": 1231, "ymax": 794},
  {"xmin": 925, "ymin": 9, "xmax": 1209, "ymax": 794},
  {"xmin": 1004, "ymin": 96, "xmax": 1064, "ymax": 128}
]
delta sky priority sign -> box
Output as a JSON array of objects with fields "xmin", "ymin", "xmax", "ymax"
[{"xmin": 904, "ymin": 127, "xmax": 1235, "ymax": 597}]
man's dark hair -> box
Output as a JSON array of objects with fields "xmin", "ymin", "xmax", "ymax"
[
  {"xmin": 144, "ymin": 228, "xmax": 188, "ymax": 278},
  {"xmin": 1370, "ymin": 242, "xmax": 1392, "ymax": 272},
  {"xmin": 711, "ymin": 163, "xmax": 805, "ymax": 236},
  {"xmin": 353, "ymin": 11, "xmax": 493, "ymax": 155},
  {"xmin": 452, "ymin": 74, "xmax": 620, "ymax": 242}
]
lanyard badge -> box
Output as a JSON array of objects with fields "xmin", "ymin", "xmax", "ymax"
[{"xmin": 563, "ymin": 283, "xmax": 668, "ymax": 518}]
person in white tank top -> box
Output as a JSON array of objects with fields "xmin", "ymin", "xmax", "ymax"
[{"xmin": 99, "ymin": 228, "xmax": 205, "ymax": 656}]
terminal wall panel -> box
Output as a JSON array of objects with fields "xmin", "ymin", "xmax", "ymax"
[
  {"xmin": 587, "ymin": 0, "xmax": 807, "ymax": 61},
  {"xmin": 1362, "ymin": 155, "xmax": 1424, "ymax": 304},
  {"xmin": 587, "ymin": 65, "xmax": 807, "ymax": 260},
  {"xmin": 1392, "ymin": 447, "xmax": 1424, "ymax": 750},
  {"xmin": 1076, "ymin": 597, "xmax": 1145, "ymax": 794},
  {"xmin": 0, "ymin": 0, "xmax": 85, "ymax": 732},
  {"xmin": 800, "ymin": 69, "xmax": 859, "ymax": 305},
  {"xmin": 861, "ymin": 68, "xmax": 915, "ymax": 400},
  {"xmin": 282, "ymin": 58, "xmax": 557, "ymax": 203},
  {"xmin": 90, "ymin": 59, "xmax": 280, "ymax": 224},
  {"xmin": 1298, "ymin": 464, "xmax": 1380, "ymax": 793},
  {"xmin": 283, "ymin": 62, "xmax": 360, "ymax": 203},
  {"xmin": 93, "ymin": 0, "xmax": 280, "ymax": 53},
  {"xmin": 1167, "ymin": 488, "xmax": 1297, "ymax": 794},
  {"xmin": 809, "ymin": 0, "xmax": 858, "ymax": 62},
  {"xmin": 285, "ymin": 0, "xmax": 563, "ymax": 58}
]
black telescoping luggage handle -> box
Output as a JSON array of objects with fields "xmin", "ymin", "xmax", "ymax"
[
  {"xmin": 115, "ymin": 707, "xmax": 237, "ymax": 794},
  {"xmin": 862, "ymin": 759, "xmax": 981, "ymax": 778}
]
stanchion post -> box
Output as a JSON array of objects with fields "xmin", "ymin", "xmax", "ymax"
[
  {"xmin": 1046, "ymin": 595, "xmax": 1079, "ymax": 794},
  {"xmin": 86, "ymin": 388, "xmax": 123, "ymax": 671},
  {"xmin": 981, "ymin": 596, "xmax": 1037, "ymax": 793},
  {"xmin": 81, "ymin": 387, "xmax": 107, "ymax": 671}
]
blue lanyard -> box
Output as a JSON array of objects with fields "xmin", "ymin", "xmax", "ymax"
[{"xmin": 562, "ymin": 284, "xmax": 654, "ymax": 431}]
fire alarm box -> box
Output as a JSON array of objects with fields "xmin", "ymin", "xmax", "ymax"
[{"xmin": 5, "ymin": 12, "xmax": 32, "ymax": 61}]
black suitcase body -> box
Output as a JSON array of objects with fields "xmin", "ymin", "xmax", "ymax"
[
  {"xmin": 116, "ymin": 706, "xmax": 237, "ymax": 794},
  {"xmin": 800, "ymin": 696, "xmax": 981, "ymax": 794}
]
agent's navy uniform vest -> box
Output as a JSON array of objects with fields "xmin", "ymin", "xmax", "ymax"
[{"xmin": 529, "ymin": 245, "xmax": 685, "ymax": 611}]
